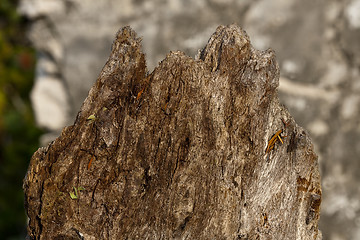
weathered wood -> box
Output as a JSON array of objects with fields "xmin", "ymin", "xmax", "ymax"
[{"xmin": 24, "ymin": 24, "xmax": 322, "ymax": 239}]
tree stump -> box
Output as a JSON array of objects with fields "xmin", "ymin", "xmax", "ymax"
[{"xmin": 24, "ymin": 24, "xmax": 322, "ymax": 239}]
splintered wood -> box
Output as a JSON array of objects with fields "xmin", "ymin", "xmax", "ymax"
[{"xmin": 24, "ymin": 25, "xmax": 322, "ymax": 240}]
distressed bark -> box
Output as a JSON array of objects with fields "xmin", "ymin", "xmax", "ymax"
[{"xmin": 24, "ymin": 25, "xmax": 322, "ymax": 239}]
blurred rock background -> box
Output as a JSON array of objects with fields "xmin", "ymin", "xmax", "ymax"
[{"xmin": 0, "ymin": 0, "xmax": 358, "ymax": 239}]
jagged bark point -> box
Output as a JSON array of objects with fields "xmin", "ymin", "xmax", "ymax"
[{"xmin": 24, "ymin": 24, "xmax": 322, "ymax": 239}]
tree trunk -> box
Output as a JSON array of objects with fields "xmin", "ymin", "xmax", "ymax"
[{"xmin": 24, "ymin": 24, "xmax": 322, "ymax": 239}]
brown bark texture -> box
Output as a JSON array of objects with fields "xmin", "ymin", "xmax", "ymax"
[{"xmin": 24, "ymin": 24, "xmax": 322, "ymax": 239}]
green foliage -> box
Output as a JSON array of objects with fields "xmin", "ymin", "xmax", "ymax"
[
  {"xmin": 0, "ymin": 0, "xmax": 42, "ymax": 239},
  {"xmin": 69, "ymin": 186, "xmax": 85, "ymax": 200}
]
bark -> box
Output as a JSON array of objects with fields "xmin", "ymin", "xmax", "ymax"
[{"xmin": 24, "ymin": 24, "xmax": 322, "ymax": 239}]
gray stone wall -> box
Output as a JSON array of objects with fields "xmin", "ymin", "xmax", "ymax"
[{"xmin": 19, "ymin": 0, "xmax": 360, "ymax": 239}]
